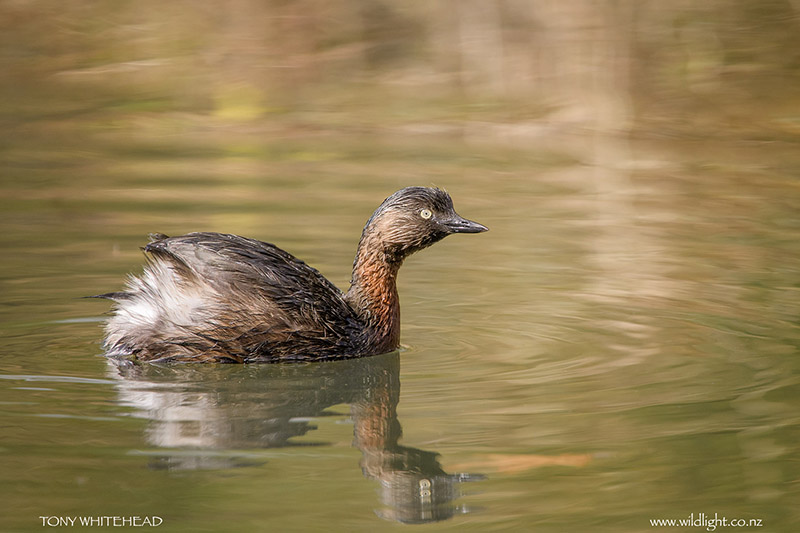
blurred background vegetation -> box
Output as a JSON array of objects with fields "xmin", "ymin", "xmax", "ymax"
[{"xmin": 2, "ymin": 0, "xmax": 799, "ymax": 160}]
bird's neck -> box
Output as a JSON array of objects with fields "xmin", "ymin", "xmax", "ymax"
[{"xmin": 345, "ymin": 231, "xmax": 402, "ymax": 353}]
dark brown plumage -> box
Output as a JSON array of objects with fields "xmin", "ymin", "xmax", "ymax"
[{"xmin": 93, "ymin": 187, "xmax": 487, "ymax": 363}]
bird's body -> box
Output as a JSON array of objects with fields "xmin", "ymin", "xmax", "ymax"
[{"xmin": 95, "ymin": 187, "xmax": 487, "ymax": 363}]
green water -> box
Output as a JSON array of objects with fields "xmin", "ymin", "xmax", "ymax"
[{"xmin": 2, "ymin": 2, "xmax": 800, "ymax": 532}]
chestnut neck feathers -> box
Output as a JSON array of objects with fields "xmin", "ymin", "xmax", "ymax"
[{"xmin": 344, "ymin": 187, "xmax": 486, "ymax": 353}]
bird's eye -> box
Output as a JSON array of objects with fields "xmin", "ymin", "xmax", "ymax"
[{"xmin": 420, "ymin": 209, "xmax": 432, "ymax": 220}]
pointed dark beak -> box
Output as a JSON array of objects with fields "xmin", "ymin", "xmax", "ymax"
[{"xmin": 442, "ymin": 214, "xmax": 489, "ymax": 234}]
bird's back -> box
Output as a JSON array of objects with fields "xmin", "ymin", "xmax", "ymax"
[{"xmin": 102, "ymin": 232, "xmax": 364, "ymax": 362}]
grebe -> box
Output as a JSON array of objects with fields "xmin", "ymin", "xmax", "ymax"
[{"xmin": 93, "ymin": 187, "xmax": 487, "ymax": 363}]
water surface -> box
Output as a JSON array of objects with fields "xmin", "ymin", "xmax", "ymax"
[{"xmin": 2, "ymin": 2, "xmax": 800, "ymax": 532}]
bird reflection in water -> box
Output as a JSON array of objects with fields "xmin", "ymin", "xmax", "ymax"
[{"xmin": 107, "ymin": 352, "xmax": 483, "ymax": 523}]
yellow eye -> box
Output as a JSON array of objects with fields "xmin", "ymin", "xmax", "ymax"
[{"xmin": 420, "ymin": 209, "xmax": 432, "ymax": 219}]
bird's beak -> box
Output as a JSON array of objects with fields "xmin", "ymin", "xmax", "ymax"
[{"xmin": 443, "ymin": 214, "xmax": 489, "ymax": 234}]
